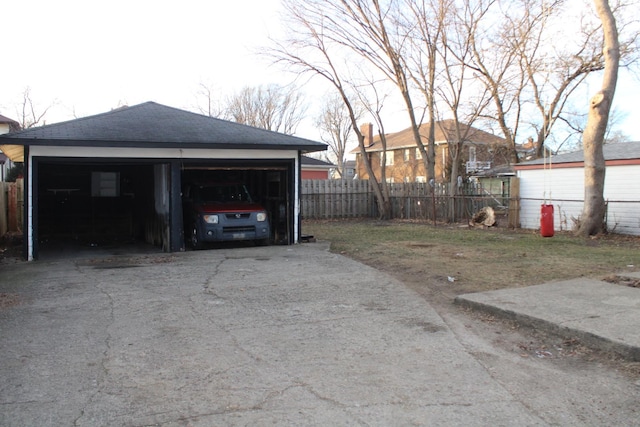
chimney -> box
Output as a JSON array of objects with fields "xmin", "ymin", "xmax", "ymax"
[{"xmin": 360, "ymin": 123, "xmax": 373, "ymax": 147}]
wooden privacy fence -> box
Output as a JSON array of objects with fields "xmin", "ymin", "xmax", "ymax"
[
  {"xmin": 301, "ymin": 179, "xmax": 515, "ymax": 223},
  {"xmin": 301, "ymin": 179, "xmax": 374, "ymax": 218},
  {"xmin": 0, "ymin": 179, "xmax": 24, "ymax": 236}
]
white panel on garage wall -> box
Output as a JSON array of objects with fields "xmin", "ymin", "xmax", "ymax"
[
  {"xmin": 603, "ymin": 165, "xmax": 640, "ymax": 235},
  {"xmin": 29, "ymin": 146, "xmax": 299, "ymax": 160},
  {"xmin": 518, "ymin": 167, "xmax": 584, "ymax": 232},
  {"xmin": 604, "ymin": 165, "xmax": 638, "ymax": 199},
  {"xmin": 518, "ymin": 164, "xmax": 640, "ymax": 235}
]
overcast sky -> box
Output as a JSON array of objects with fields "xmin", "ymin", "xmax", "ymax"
[
  {"xmin": 0, "ymin": 0, "xmax": 290, "ymax": 124},
  {"xmin": 1, "ymin": 0, "xmax": 639, "ymax": 143}
]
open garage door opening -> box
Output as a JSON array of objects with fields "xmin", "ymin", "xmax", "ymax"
[
  {"xmin": 31, "ymin": 157, "xmax": 296, "ymax": 258},
  {"xmin": 35, "ymin": 160, "xmax": 168, "ymax": 256},
  {"xmin": 181, "ymin": 161, "xmax": 294, "ymax": 249}
]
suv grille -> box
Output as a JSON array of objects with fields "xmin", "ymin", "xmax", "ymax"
[
  {"xmin": 225, "ymin": 213, "xmax": 250, "ymax": 219},
  {"xmin": 223, "ymin": 226, "xmax": 255, "ymax": 233}
]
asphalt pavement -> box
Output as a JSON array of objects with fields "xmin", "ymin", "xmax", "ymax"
[{"xmin": 0, "ymin": 242, "xmax": 638, "ymax": 426}]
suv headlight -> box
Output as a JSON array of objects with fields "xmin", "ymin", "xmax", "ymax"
[
  {"xmin": 256, "ymin": 212, "xmax": 267, "ymax": 222},
  {"xmin": 203, "ymin": 214, "xmax": 219, "ymax": 224}
]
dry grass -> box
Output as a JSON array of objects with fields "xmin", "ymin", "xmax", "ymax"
[{"xmin": 302, "ymin": 219, "xmax": 640, "ymax": 296}]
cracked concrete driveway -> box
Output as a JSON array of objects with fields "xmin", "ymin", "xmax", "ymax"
[{"xmin": 1, "ymin": 243, "xmax": 546, "ymax": 426}]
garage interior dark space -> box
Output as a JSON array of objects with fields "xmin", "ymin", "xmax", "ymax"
[
  {"xmin": 35, "ymin": 159, "xmax": 294, "ymax": 256},
  {"xmin": 37, "ymin": 162, "xmax": 159, "ymax": 249},
  {"xmin": 181, "ymin": 162, "xmax": 293, "ymax": 246}
]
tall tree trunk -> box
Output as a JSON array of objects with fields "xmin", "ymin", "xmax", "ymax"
[
  {"xmin": 448, "ymin": 153, "xmax": 460, "ymax": 223},
  {"xmin": 576, "ymin": 0, "xmax": 619, "ymax": 236},
  {"xmin": 355, "ymin": 130, "xmax": 391, "ymax": 220}
]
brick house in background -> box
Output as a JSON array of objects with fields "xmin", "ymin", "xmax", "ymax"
[{"xmin": 352, "ymin": 120, "xmax": 511, "ymax": 183}]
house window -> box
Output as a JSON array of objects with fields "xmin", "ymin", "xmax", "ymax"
[
  {"xmin": 381, "ymin": 151, "xmax": 394, "ymax": 166},
  {"xmin": 469, "ymin": 146, "xmax": 477, "ymax": 163},
  {"xmin": 386, "ymin": 177, "xmax": 395, "ymax": 183},
  {"xmin": 416, "ymin": 176, "xmax": 426, "ymax": 183},
  {"xmin": 415, "ymin": 147, "xmax": 422, "ymax": 160},
  {"xmin": 404, "ymin": 149, "xmax": 410, "ymax": 162}
]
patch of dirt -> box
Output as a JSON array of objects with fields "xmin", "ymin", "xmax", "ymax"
[
  {"xmin": 0, "ymin": 293, "xmax": 20, "ymax": 308},
  {"xmin": 406, "ymin": 242, "xmax": 435, "ymax": 248},
  {"xmin": 603, "ymin": 275, "xmax": 640, "ymax": 288}
]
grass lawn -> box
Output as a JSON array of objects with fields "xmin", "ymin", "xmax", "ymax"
[{"xmin": 302, "ymin": 219, "xmax": 640, "ymax": 295}]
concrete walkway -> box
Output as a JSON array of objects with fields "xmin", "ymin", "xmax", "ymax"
[
  {"xmin": 1, "ymin": 243, "xmax": 546, "ymax": 426},
  {"xmin": 455, "ymin": 273, "xmax": 640, "ymax": 362}
]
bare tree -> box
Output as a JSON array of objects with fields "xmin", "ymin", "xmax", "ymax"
[
  {"xmin": 521, "ymin": 0, "xmax": 615, "ymax": 158},
  {"xmin": 576, "ymin": 0, "xmax": 620, "ymax": 236},
  {"xmin": 194, "ymin": 83, "xmax": 224, "ymax": 118},
  {"xmin": 16, "ymin": 87, "xmax": 56, "ymax": 129},
  {"xmin": 316, "ymin": 93, "xmax": 362, "ymax": 177},
  {"xmin": 270, "ymin": 0, "xmax": 392, "ymax": 218},
  {"xmin": 461, "ymin": 0, "xmax": 523, "ymax": 163},
  {"xmin": 357, "ymin": 77, "xmax": 393, "ymax": 207},
  {"xmin": 561, "ymin": 106, "xmax": 630, "ymax": 148},
  {"xmin": 437, "ymin": 3, "xmax": 492, "ymax": 221},
  {"xmin": 328, "ymin": 0, "xmax": 437, "ymax": 183},
  {"xmin": 402, "ymin": 0, "xmax": 449, "ymax": 184},
  {"xmin": 281, "ymin": 0, "xmax": 436, "ymax": 184},
  {"xmin": 465, "ymin": 0, "xmax": 635, "ymax": 161},
  {"xmin": 224, "ymin": 84, "xmax": 307, "ymax": 135}
]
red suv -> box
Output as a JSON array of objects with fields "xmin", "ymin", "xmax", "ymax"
[{"xmin": 183, "ymin": 183, "xmax": 270, "ymax": 249}]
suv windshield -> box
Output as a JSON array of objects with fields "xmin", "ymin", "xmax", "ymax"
[{"xmin": 194, "ymin": 183, "xmax": 253, "ymax": 204}]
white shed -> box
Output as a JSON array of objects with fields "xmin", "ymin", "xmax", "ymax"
[{"xmin": 515, "ymin": 142, "xmax": 640, "ymax": 235}]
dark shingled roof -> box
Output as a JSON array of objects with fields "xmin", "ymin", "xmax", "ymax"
[
  {"xmin": 301, "ymin": 156, "xmax": 334, "ymax": 167},
  {"xmin": 520, "ymin": 141, "xmax": 640, "ymax": 165},
  {"xmin": 0, "ymin": 101, "xmax": 326, "ymax": 152},
  {"xmin": 0, "ymin": 114, "xmax": 19, "ymax": 125}
]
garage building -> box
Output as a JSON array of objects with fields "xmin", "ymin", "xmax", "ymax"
[{"xmin": 0, "ymin": 102, "xmax": 326, "ymax": 260}]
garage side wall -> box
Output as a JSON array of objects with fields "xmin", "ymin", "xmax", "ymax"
[{"xmin": 517, "ymin": 164, "xmax": 640, "ymax": 235}]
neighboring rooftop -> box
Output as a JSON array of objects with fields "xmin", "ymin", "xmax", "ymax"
[
  {"xmin": 518, "ymin": 141, "xmax": 640, "ymax": 166},
  {"xmin": 301, "ymin": 156, "xmax": 334, "ymax": 167},
  {"xmin": 0, "ymin": 114, "xmax": 19, "ymax": 125},
  {"xmin": 353, "ymin": 119, "xmax": 507, "ymax": 153}
]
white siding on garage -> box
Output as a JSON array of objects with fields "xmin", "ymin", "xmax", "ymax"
[
  {"xmin": 518, "ymin": 164, "xmax": 640, "ymax": 235},
  {"xmin": 518, "ymin": 167, "xmax": 584, "ymax": 232},
  {"xmin": 604, "ymin": 165, "xmax": 640, "ymax": 235}
]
